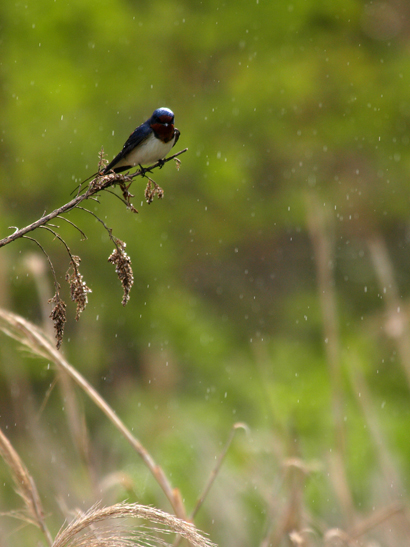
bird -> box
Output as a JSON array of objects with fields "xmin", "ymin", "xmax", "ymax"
[
  {"xmin": 71, "ymin": 108, "xmax": 180, "ymax": 195},
  {"xmin": 103, "ymin": 107, "xmax": 180, "ymax": 174}
]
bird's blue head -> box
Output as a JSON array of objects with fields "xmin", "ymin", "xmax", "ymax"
[{"xmin": 151, "ymin": 107, "xmax": 175, "ymax": 125}]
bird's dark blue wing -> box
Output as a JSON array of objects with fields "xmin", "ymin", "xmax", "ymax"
[{"xmin": 104, "ymin": 122, "xmax": 152, "ymax": 173}]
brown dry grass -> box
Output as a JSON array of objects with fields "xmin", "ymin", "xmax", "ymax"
[{"xmin": 1, "ymin": 204, "xmax": 410, "ymax": 546}]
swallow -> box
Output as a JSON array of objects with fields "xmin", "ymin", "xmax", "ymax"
[
  {"xmin": 103, "ymin": 107, "xmax": 180, "ymax": 174},
  {"xmin": 71, "ymin": 108, "xmax": 180, "ymax": 196}
]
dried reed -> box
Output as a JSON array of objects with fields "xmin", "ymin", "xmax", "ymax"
[
  {"xmin": 0, "ymin": 427, "xmax": 53, "ymax": 546},
  {"xmin": 0, "ymin": 308, "xmax": 183, "ymax": 518},
  {"xmin": 52, "ymin": 502, "xmax": 215, "ymax": 547}
]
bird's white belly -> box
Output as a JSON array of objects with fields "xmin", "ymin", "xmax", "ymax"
[{"xmin": 123, "ymin": 134, "xmax": 175, "ymax": 167}]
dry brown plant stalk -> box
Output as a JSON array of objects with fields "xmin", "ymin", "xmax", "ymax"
[
  {"xmin": 52, "ymin": 502, "xmax": 216, "ymax": 547},
  {"xmin": 0, "ymin": 308, "xmax": 185, "ymax": 519},
  {"xmin": 260, "ymin": 459, "xmax": 315, "ymax": 547},
  {"xmin": 367, "ymin": 234, "xmax": 410, "ymax": 388},
  {"xmin": 0, "ymin": 427, "xmax": 53, "ymax": 546},
  {"xmin": 347, "ymin": 355, "xmax": 404, "ymax": 499},
  {"xmin": 0, "ymin": 149, "xmax": 188, "ymax": 249},
  {"xmin": 190, "ymin": 422, "xmax": 248, "ymax": 521},
  {"xmin": 306, "ymin": 194, "xmax": 355, "ymax": 527}
]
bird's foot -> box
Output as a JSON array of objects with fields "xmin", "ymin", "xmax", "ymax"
[{"xmin": 138, "ymin": 164, "xmax": 153, "ymax": 177}]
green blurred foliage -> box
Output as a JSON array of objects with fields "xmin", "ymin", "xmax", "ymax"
[{"xmin": 1, "ymin": 0, "xmax": 410, "ymax": 545}]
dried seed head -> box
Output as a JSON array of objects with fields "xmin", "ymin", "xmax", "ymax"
[
  {"xmin": 145, "ymin": 180, "xmax": 154, "ymax": 204},
  {"xmin": 145, "ymin": 179, "xmax": 164, "ymax": 204},
  {"xmin": 119, "ymin": 181, "xmax": 138, "ymax": 213},
  {"xmin": 108, "ymin": 240, "xmax": 134, "ymax": 306},
  {"xmin": 65, "ymin": 255, "xmax": 92, "ymax": 321},
  {"xmin": 49, "ymin": 292, "xmax": 67, "ymax": 349},
  {"xmin": 97, "ymin": 146, "xmax": 109, "ymax": 172}
]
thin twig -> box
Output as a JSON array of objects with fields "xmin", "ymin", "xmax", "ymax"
[
  {"xmin": 347, "ymin": 355, "xmax": 403, "ymax": 498},
  {"xmin": 125, "ymin": 148, "xmax": 188, "ymax": 182},
  {"xmin": 37, "ymin": 376, "xmax": 59, "ymax": 419},
  {"xmin": 349, "ymin": 502, "xmax": 404, "ymax": 539},
  {"xmin": 56, "ymin": 215, "xmax": 87, "ymax": 240},
  {"xmin": 0, "ymin": 148, "xmax": 188, "ymax": 249},
  {"xmin": 1, "ymin": 193, "xmax": 91, "ymax": 248},
  {"xmin": 22, "ymin": 236, "xmax": 59, "ymax": 295},
  {"xmin": 75, "ymin": 206, "xmax": 118, "ymax": 248},
  {"xmin": 172, "ymin": 424, "xmax": 247, "ymax": 547},
  {"xmin": 103, "ymin": 188, "xmax": 133, "ymax": 208},
  {"xmin": 190, "ymin": 423, "xmax": 247, "ymax": 520},
  {"xmin": 40, "ymin": 226, "xmax": 74, "ymax": 258},
  {"xmin": 39, "ymin": 226, "xmax": 81, "ymax": 281}
]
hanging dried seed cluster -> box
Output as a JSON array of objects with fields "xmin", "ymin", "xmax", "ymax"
[
  {"xmin": 49, "ymin": 292, "xmax": 67, "ymax": 350},
  {"xmin": 108, "ymin": 239, "xmax": 134, "ymax": 306},
  {"xmin": 65, "ymin": 255, "xmax": 92, "ymax": 321}
]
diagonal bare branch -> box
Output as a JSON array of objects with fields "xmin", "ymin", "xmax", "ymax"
[{"xmin": 0, "ymin": 148, "xmax": 188, "ymax": 249}]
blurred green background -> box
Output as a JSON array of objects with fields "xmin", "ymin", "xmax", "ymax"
[{"xmin": 1, "ymin": 0, "xmax": 410, "ymax": 545}]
